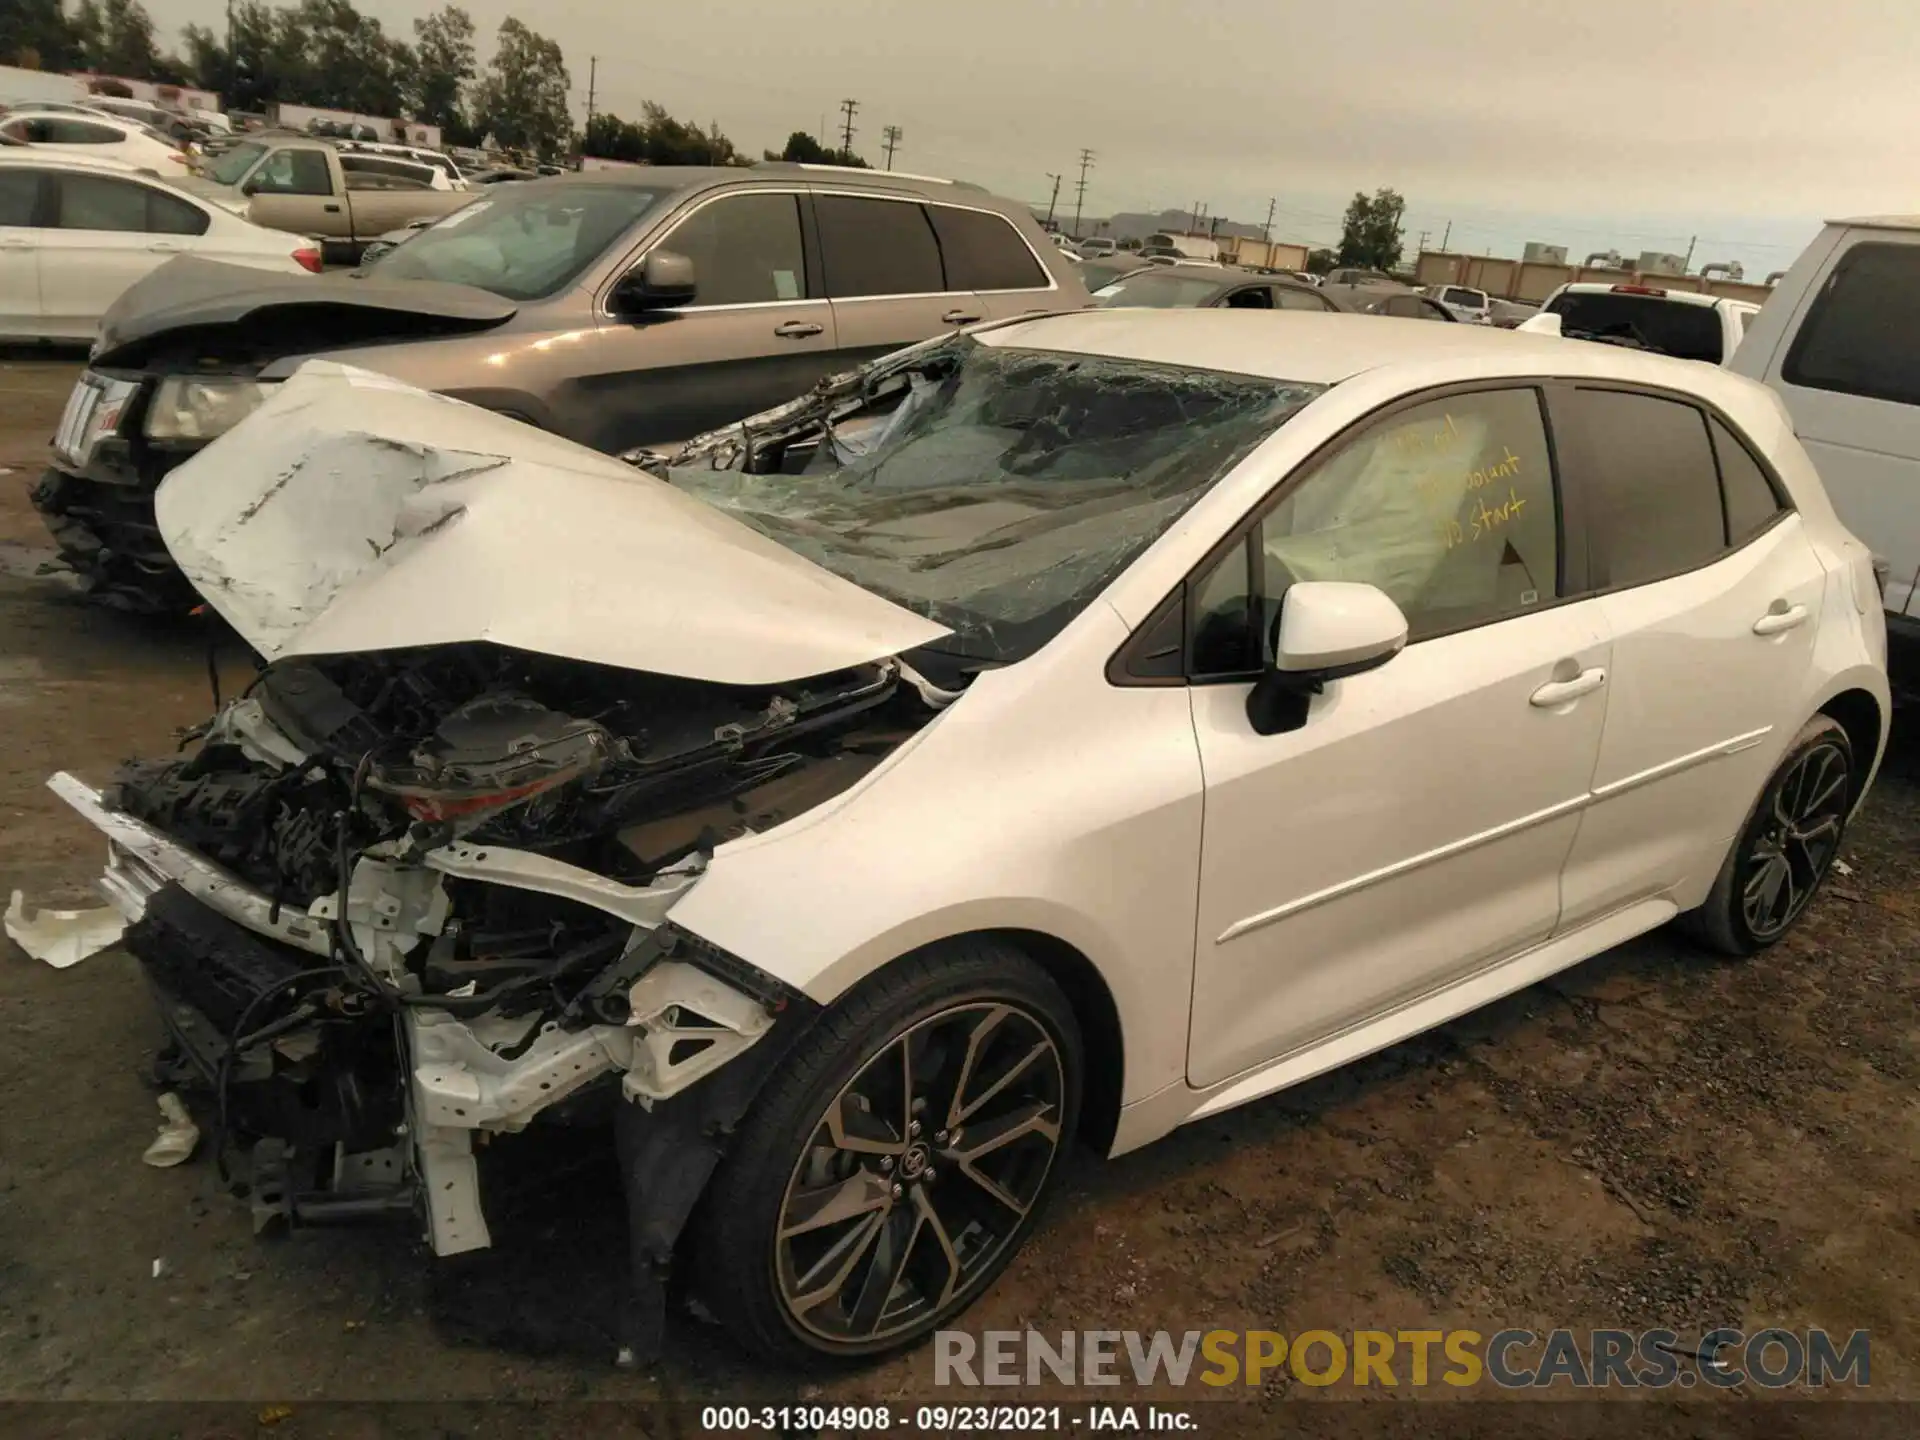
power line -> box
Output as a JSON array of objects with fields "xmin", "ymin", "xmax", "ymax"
[
  {"xmin": 1072, "ymin": 147, "xmax": 1094, "ymax": 237},
  {"xmin": 882, "ymin": 124, "xmax": 902, "ymax": 170},
  {"xmin": 839, "ymin": 98, "xmax": 858, "ymax": 158}
]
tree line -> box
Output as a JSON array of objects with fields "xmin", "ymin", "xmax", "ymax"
[{"xmin": 0, "ymin": 0, "xmax": 876, "ymax": 165}]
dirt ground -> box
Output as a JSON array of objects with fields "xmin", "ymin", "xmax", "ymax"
[{"xmin": 0, "ymin": 354, "xmax": 1915, "ymax": 1431}]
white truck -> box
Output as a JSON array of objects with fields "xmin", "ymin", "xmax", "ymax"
[
  {"xmin": 1730, "ymin": 215, "xmax": 1920, "ymax": 683},
  {"xmin": 1539, "ymin": 282, "xmax": 1758, "ymax": 366}
]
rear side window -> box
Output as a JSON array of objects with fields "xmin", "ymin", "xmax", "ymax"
[
  {"xmin": 1782, "ymin": 242, "xmax": 1920, "ymax": 406},
  {"xmin": 0, "ymin": 169, "xmax": 41, "ymax": 225},
  {"xmin": 660, "ymin": 192, "xmax": 808, "ymax": 306},
  {"xmin": 1547, "ymin": 292, "xmax": 1722, "ymax": 363},
  {"xmin": 1575, "ymin": 389, "xmax": 1724, "ymax": 587},
  {"xmin": 815, "ymin": 195, "xmax": 943, "ymax": 297},
  {"xmin": 147, "ymin": 188, "xmax": 210, "ymax": 236},
  {"xmin": 1274, "ymin": 287, "xmax": 1331, "ymax": 311},
  {"xmin": 252, "ymin": 149, "xmax": 332, "ymax": 196},
  {"xmin": 44, "ymin": 119, "xmax": 122, "ymax": 144},
  {"xmin": 926, "ymin": 204, "xmax": 1048, "ymax": 290},
  {"xmin": 1711, "ymin": 417, "xmax": 1785, "ymax": 544}
]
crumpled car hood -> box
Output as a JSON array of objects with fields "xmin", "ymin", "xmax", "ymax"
[
  {"xmin": 91, "ymin": 257, "xmax": 516, "ymax": 367},
  {"xmin": 154, "ymin": 362, "xmax": 951, "ymax": 686}
]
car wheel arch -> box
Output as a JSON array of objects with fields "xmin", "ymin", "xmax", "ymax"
[{"xmin": 1817, "ymin": 686, "xmax": 1885, "ymax": 810}]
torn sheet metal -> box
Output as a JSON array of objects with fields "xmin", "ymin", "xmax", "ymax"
[
  {"xmin": 153, "ymin": 363, "xmax": 949, "ymax": 687},
  {"xmin": 4, "ymin": 889, "xmax": 125, "ymax": 968}
]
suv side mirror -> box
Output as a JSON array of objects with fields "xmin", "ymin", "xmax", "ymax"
[
  {"xmin": 1246, "ymin": 581, "xmax": 1407, "ymax": 736},
  {"xmin": 1517, "ymin": 311, "xmax": 1563, "ymax": 337},
  {"xmin": 612, "ymin": 250, "xmax": 697, "ymax": 314}
]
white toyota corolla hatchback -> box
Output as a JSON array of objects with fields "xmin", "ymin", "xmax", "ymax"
[{"xmin": 27, "ymin": 310, "xmax": 1888, "ymax": 1365}]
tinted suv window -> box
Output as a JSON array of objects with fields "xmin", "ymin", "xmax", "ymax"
[
  {"xmin": 1192, "ymin": 388, "xmax": 1560, "ymax": 669},
  {"xmin": 1782, "ymin": 242, "xmax": 1920, "ymax": 406},
  {"xmin": 1711, "ymin": 417, "xmax": 1785, "ymax": 544},
  {"xmin": 1576, "ymin": 389, "xmax": 1723, "ymax": 587},
  {"xmin": 0, "ymin": 169, "xmax": 41, "ymax": 225},
  {"xmin": 926, "ymin": 204, "xmax": 1048, "ymax": 290},
  {"xmin": 816, "ymin": 194, "xmax": 943, "ymax": 297},
  {"xmin": 659, "ymin": 192, "xmax": 808, "ymax": 306}
]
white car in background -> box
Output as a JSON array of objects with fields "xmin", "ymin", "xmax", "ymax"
[
  {"xmin": 1540, "ymin": 281, "xmax": 1759, "ymax": 366},
  {"xmin": 1425, "ymin": 283, "xmax": 1493, "ymax": 323},
  {"xmin": 0, "ymin": 108, "xmax": 192, "ymax": 176},
  {"xmin": 32, "ymin": 311, "xmax": 1887, "ymax": 1366},
  {"xmin": 0, "ymin": 152, "xmax": 320, "ymax": 342}
]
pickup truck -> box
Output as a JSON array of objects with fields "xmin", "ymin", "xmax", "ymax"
[
  {"xmin": 1538, "ymin": 282, "xmax": 1758, "ymax": 366},
  {"xmin": 185, "ymin": 137, "xmax": 471, "ymax": 262}
]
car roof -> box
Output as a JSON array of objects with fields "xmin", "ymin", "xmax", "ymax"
[
  {"xmin": 978, "ymin": 306, "xmax": 1771, "ymax": 396},
  {"xmin": 1556, "ymin": 282, "xmax": 1724, "ymax": 307},
  {"xmin": 0, "ymin": 148, "xmax": 156, "ymax": 174},
  {"xmin": 1826, "ymin": 214, "xmax": 1920, "ymax": 231},
  {"xmin": 514, "ymin": 164, "xmax": 1034, "ymax": 217}
]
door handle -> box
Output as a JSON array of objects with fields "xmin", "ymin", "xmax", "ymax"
[
  {"xmin": 1752, "ymin": 601, "xmax": 1809, "ymax": 636},
  {"xmin": 942, "ymin": 308, "xmax": 983, "ymax": 324},
  {"xmin": 146, "ymin": 242, "xmax": 182, "ymax": 253},
  {"xmin": 1530, "ymin": 666, "xmax": 1607, "ymax": 707},
  {"xmin": 772, "ymin": 320, "xmax": 823, "ymax": 339},
  {"xmin": 0, "ymin": 238, "xmax": 29, "ymax": 250},
  {"xmin": 323, "ymin": 203, "xmax": 341, "ymax": 213}
]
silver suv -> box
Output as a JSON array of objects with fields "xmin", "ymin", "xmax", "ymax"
[{"xmin": 36, "ymin": 163, "xmax": 1090, "ymax": 610}]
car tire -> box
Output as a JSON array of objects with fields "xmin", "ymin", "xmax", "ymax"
[
  {"xmin": 1682, "ymin": 714, "xmax": 1853, "ymax": 956},
  {"xmin": 695, "ymin": 938, "xmax": 1083, "ymax": 1365}
]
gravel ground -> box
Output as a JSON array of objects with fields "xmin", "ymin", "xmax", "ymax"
[{"xmin": 0, "ymin": 355, "xmax": 1914, "ymax": 1434}]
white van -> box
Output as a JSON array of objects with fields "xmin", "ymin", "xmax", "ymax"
[{"xmin": 1731, "ymin": 216, "xmax": 1920, "ymax": 671}]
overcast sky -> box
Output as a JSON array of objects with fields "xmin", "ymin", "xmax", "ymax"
[{"xmin": 141, "ymin": 0, "xmax": 1913, "ymax": 273}]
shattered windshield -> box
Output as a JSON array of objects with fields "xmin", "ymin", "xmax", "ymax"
[
  {"xmin": 370, "ymin": 183, "xmax": 665, "ymax": 300},
  {"xmin": 669, "ymin": 337, "xmax": 1321, "ymax": 666}
]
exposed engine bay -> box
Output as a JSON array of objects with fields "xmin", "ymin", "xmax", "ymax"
[{"xmin": 49, "ymin": 640, "xmax": 939, "ymax": 1359}]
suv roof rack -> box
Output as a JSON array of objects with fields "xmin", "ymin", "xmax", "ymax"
[{"xmin": 752, "ymin": 160, "xmax": 985, "ymax": 191}]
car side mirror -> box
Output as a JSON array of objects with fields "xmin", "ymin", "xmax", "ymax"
[
  {"xmin": 1246, "ymin": 581, "xmax": 1407, "ymax": 736},
  {"xmin": 1517, "ymin": 311, "xmax": 1563, "ymax": 337},
  {"xmin": 240, "ymin": 176, "xmax": 260, "ymax": 196},
  {"xmin": 612, "ymin": 249, "xmax": 697, "ymax": 314}
]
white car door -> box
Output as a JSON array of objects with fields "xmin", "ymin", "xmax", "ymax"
[
  {"xmin": 1184, "ymin": 386, "xmax": 1612, "ymax": 1088},
  {"xmin": 40, "ymin": 170, "xmax": 206, "ymax": 338},
  {"xmin": 0, "ymin": 167, "xmax": 46, "ymax": 337},
  {"xmin": 1552, "ymin": 386, "xmax": 1825, "ymax": 926}
]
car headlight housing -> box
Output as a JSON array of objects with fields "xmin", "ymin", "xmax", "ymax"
[{"xmin": 144, "ymin": 377, "xmax": 273, "ymax": 442}]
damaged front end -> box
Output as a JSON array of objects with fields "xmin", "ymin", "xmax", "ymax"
[{"xmin": 47, "ymin": 641, "xmax": 933, "ymax": 1358}]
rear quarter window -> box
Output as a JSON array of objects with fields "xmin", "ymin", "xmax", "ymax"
[
  {"xmin": 1782, "ymin": 241, "xmax": 1920, "ymax": 406},
  {"xmin": 927, "ymin": 204, "xmax": 1049, "ymax": 291}
]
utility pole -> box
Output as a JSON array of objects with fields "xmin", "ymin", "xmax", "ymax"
[
  {"xmin": 1682, "ymin": 234, "xmax": 1697, "ymax": 273},
  {"xmin": 1440, "ymin": 219, "xmax": 1452, "ymax": 250},
  {"xmin": 838, "ymin": 99, "xmax": 859, "ymax": 160},
  {"xmin": 1262, "ymin": 198, "xmax": 1275, "ymax": 245},
  {"xmin": 1072, "ymin": 147, "xmax": 1094, "ymax": 237},
  {"xmin": 1416, "ymin": 229, "xmax": 1429, "ymax": 255},
  {"xmin": 881, "ymin": 125, "xmax": 902, "ymax": 169},
  {"xmin": 585, "ymin": 56, "xmax": 597, "ymax": 134},
  {"xmin": 1044, "ymin": 172, "xmax": 1061, "ymax": 228}
]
